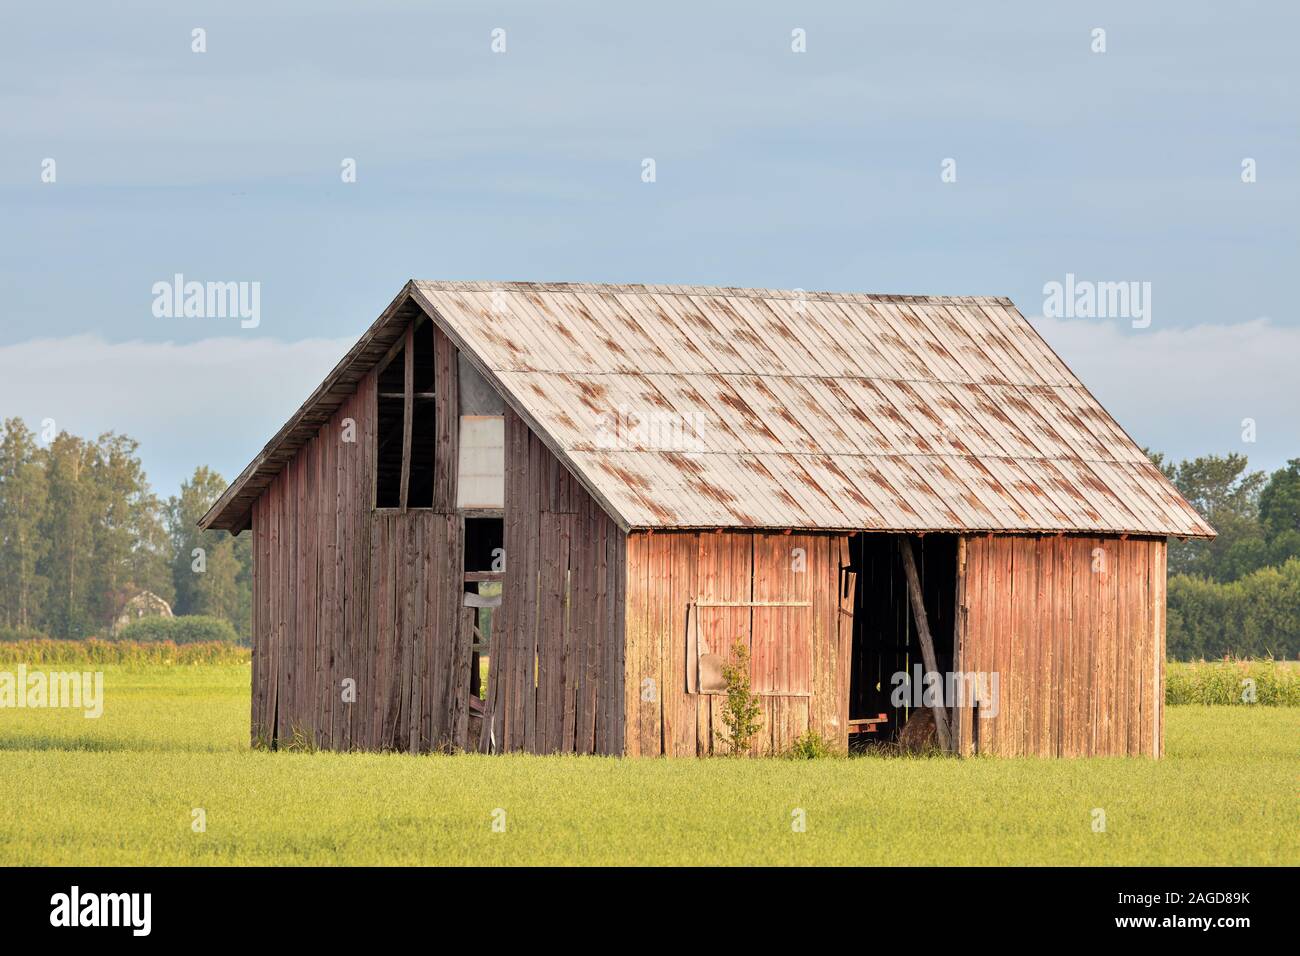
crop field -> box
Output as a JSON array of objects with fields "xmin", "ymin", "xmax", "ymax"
[{"xmin": 0, "ymin": 662, "xmax": 1295, "ymax": 866}]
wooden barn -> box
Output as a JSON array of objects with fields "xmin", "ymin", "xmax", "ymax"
[{"xmin": 200, "ymin": 281, "xmax": 1213, "ymax": 758}]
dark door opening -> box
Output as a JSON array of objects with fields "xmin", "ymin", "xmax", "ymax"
[
  {"xmin": 846, "ymin": 533, "xmax": 958, "ymax": 748},
  {"xmin": 463, "ymin": 517, "xmax": 504, "ymax": 747}
]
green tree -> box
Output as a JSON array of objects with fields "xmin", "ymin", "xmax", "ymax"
[
  {"xmin": 1149, "ymin": 451, "xmax": 1266, "ymax": 581},
  {"xmin": 87, "ymin": 433, "xmax": 172, "ymax": 629},
  {"xmin": 32, "ymin": 429, "xmax": 172, "ymax": 637},
  {"xmin": 166, "ymin": 466, "xmax": 249, "ymax": 638},
  {"xmin": 37, "ymin": 432, "xmax": 97, "ymax": 637},
  {"xmin": 1259, "ymin": 459, "xmax": 1300, "ymax": 567},
  {"xmin": 0, "ymin": 418, "xmax": 49, "ymax": 630},
  {"xmin": 1167, "ymin": 559, "xmax": 1300, "ymax": 660}
]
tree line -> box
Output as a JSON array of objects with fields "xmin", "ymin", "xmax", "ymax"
[
  {"xmin": 1149, "ymin": 450, "xmax": 1300, "ymax": 659},
  {"xmin": 0, "ymin": 416, "xmax": 1295, "ymax": 658},
  {"xmin": 0, "ymin": 418, "xmax": 250, "ymax": 641}
]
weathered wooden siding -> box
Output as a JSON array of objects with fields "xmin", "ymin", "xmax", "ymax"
[
  {"xmin": 253, "ymin": 331, "xmax": 627, "ymax": 755},
  {"xmin": 955, "ymin": 534, "xmax": 1166, "ymax": 757},
  {"xmin": 624, "ymin": 530, "xmax": 852, "ymax": 756},
  {"xmin": 252, "ymin": 367, "xmax": 377, "ymax": 748},
  {"xmin": 251, "ymin": 325, "xmax": 473, "ymax": 752},
  {"xmin": 479, "ymin": 409, "xmax": 627, "ymax": 754}
]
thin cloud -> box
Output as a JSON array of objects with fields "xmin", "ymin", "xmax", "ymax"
[{"xmin": 1030, "ymin": 314, "xmax": 1299, "ymax": 472}]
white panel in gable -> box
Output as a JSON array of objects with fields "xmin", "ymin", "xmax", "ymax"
[{"xmin": 457, "ymin": 415, "xmax": 505, "ymax": 509}]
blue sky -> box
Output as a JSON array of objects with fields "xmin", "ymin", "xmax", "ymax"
[{"xmin": 1, "ymin": 1, "xmax": 1296, "ymax": 498}]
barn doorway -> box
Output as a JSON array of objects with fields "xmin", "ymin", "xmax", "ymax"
[{"xmin": 846, "ymin": 533, "xmax": 958, "ymax": 749}]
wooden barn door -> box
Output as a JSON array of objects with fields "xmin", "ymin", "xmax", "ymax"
[{"xmin": 688, "ymin": 533, "xmax": 815, "ymax": 754}]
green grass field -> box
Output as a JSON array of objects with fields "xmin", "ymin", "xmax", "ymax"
[{"xmin": 0, "ymin": 663, "xmax": 1295, "ymax": 866}]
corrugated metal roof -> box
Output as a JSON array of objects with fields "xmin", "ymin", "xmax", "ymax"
[
  {"xmin": 200, "ymin": 280, "xmax": 1214, "ymax": 538},
  {"xmin": 409, "ymin": 281, "xmax": 1212, "ymax": 537}
]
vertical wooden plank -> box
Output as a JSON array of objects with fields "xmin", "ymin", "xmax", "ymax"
[
  {"xmin": 330, "ymin": 395, "xmax": 346, "ymax": 749},
  {"xmin": 445, "ymin": 515, "xmax": 470, "ymax": 749},
  {"xmin": 434, "ymin": 327, "xmax": 459, "ymax": 512},
  {"xmin": 983, "ymin": 536, "xmax": 1003, "ymax": 755},
  {"xmin": 536, "ymin": 514, "xmax": 558, "ymax": 752},
  {"xmin": 999, "ymin": 535, "xmax": 1015, "ymax": 757},
  {"xmin": 426, "ymin": 512, "xmax": 446, "ymax": 747},
  {"xmin": 434, "ymin": 513, "xmax": 455, "ymax": 747},
  {"xmin": 548, "ymin": 514, "xmax": 565, "ymax": 753},
  {"xmin": 266, "ymin": 476, "xmax": 279, "ymax": 745},
  {"xmin": 834, "ymin": 535, "xmax": 853, "ymax": 753},
  {"xmin": 950, "ymin": 535, "xmax": 969, "ymax": 755},
  {"xmin": 280, "ymin": 458, "xmax": 293, "ymax": 742},
  {"xmin": 385, "ymin": 515, "xmax": 401, "ymax": 749},
  {"xmin": 250, "ymin": 496, "xmax": 265, "ymax": 744},
  {"xmin": 1052, "ymin": 535, "xmax": 1068, "ymax": 756},
  {"xmin": 367, "ymin": 513, "xmax": 385, "ymax": 749},
  {"xmin": 1088, "ymin": 537, "xmax": 1102, "ymax": 757},
  {"xmin": 1116, "ymin": 538, "xmax": 1131, "ymax": 755},
  {"xmin": 401, "ymin": 514, "xmax": 417, "ymax": 751},
  {"xmin": 346, "ymin": 387, "xmax": 362, "ymax": 749},
  {"xmin": 671, "ymin": 531, "xmax": 697, "ymax": 756},
  {"xmin": 407, "ymin": 514, "xmax": 424, "ymax": 751},
  {"xmin": 1072, "ymin": 537, "xmax": 1091, "ymax": 758},
  {"xmin": 1005, "ymin": 537, "xmax": 1023, "ymax": 757},
  {"xmin": 336, "ymin": 393, "xmax": 352, "ymax": 751},
  {"xmin": 1037, "ymin": 535, "xmax": 1054, "ymax": 756},
  {"xmin": 657, "ymin": 533, "xmax": 672, "ymax": 755},
  {"xmin": 307, "ymin": 434, "xmax": 322, "ymax": 747},
  {"xmin": 689, "ymin": 534, "xmax": 707, "ymax": 755},
  {"xmin": 637, "ymin": 533, "xmax": 658, "ymax": 755},
  {"xmin": 286, "ymin": 458, "xmax": 297, "ymax": 741},
  {"xmin": 520, "ymin": 441, "xmax": 540, "ymax": 754},
  {"xmin": 1025, "ymin": 537, "xmax": 1040, "ymax": 756},
  {"xmin": 622, "ymin": 529, "xmax": 641, "ymax": 756},
  {"xmin": 1089, "ymin": 537, "xmax": 1104, "ymax": 757},
  {"xmin": 600, "ymin": 521, "xmax": 620, "ymax": 756},
  {"xmin": 601, "ymin": 516, "xmax": 617, "ymax": 756},
  {"xmin": 573, "ymin": 499, "xmax": 596, "ymax": 754},
  {"xmin": 1154, "ymin": 539, "xmax": 1166, "ymax": 759},
  {"xmin": 279, "ymin": 455, "xmax": 295, "ymax": 743},
  {"xmin": 367, "ymin": 513, "xmax": 382, "ymax": 749},
  {"xmin": 612, "ymin": 523, "xmax": 627, "ymax": 756},
  {"xmin": 1132, "ymin": 540, "xmax": 1146, "ymax": 756},
  {"xmin": 511, "ymin": 413, "xmax": 529, "ymax": 751},
  {"xmin": 657, "ymin": 532, "xmax": 672, "ymax": 755},
  {"xmin": 558, "ymin": 515, "xmax": 579, "ymax": 752},
  {"xmin": 1141, "ymin": 538, "xmax": 1156, "ymax": 757},
  {"xmin": 598, "ymin": 514, "xmax": 617, "ymax": 755},
  {"xmin": 978, "ymin": 535, "xmax": 995, "ymax": 755},
  {"xmin": 643, "ymin": 530, "xmax": 659, "ymax": 755},
  {"xmin": 1028, "ymin": 535, "xmax": 1042, "ymax": 756},
  {"xmin": 321, "ymin": 419, "xmax": 336, "ymax": 750},
  {"xmin": 438, "ymin": 511, "xmax": 453, "ymax": 751}
]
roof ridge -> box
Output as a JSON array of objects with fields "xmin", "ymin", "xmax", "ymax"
[{"xmin": 411, "ymin": 279, "xmax": 1013, "ymax": 306}]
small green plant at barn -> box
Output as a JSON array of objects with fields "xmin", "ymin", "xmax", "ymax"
[{"xmin": 719, "ymin": 638, "xmax": 763, "ymax": 755}]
